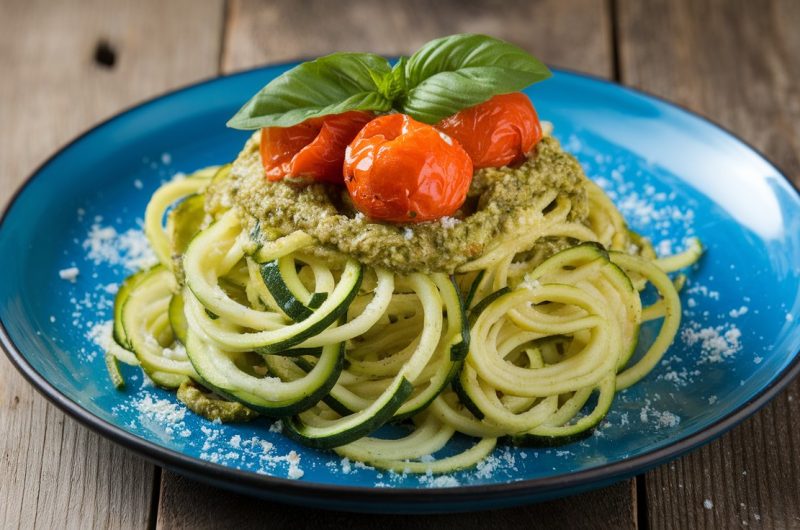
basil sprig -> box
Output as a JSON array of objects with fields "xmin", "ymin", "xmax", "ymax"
[{"xmin": 227, "ymin": 34, "xmax": 551, "ymax": 129}]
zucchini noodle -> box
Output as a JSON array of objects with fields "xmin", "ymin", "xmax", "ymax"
[{"xmin": 107, "ymin": 139, "xmax": 702, "ymax": 475}]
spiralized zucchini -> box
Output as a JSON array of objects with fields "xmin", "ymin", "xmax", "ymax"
[{"xmin": 107, "ymin": 150, "xmax": 702, "ymax": 475}]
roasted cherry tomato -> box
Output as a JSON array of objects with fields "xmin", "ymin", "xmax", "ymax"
[
  {"xmin": 436, "ymin": 93, "xmax": 542, "ymax": 168},
  {"xmin": 343, "ymin": 114, "xmax": 473, "ymax": 223},
  {"xmin": 260, "ymin": 111, "xmax": 373, "ymax": 183}
]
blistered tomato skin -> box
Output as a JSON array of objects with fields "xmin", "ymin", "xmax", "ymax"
[
  {"xmin": 436, "ymin": 93, "xmax": 542, "ymax": 169},
  {"xmin": 260, "ymin": 111, "xmax": 373, "ymax": 184},
  {"xmin": 344, "ymin": 114, "xmax": 473, "ymax": 223}
]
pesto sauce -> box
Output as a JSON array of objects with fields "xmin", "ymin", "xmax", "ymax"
[
  {"xmin": 206, "ymin": 133, "xmax": 589, "ymax": 274},
  {"xmin": 177, "ymin": 380, "xmax": 258, "ymax": 423}
]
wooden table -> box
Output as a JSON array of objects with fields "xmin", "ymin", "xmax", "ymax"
[{"xmin": 1, "ymin": 1, "xmax": 799, "ymax": 528}]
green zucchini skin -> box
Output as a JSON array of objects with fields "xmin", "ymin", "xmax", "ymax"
[
  {"xmin": 454, "ymin": 244, "xmax": 626, "ymax": 435},
  {"xmin": 392, "ymin": 359, "xmax": 465, "ymax": 423},
  {"xmin": 253, "ymin": 264, "xmax": 363, "ymax": 355},
  {"xmin": 104, "ymin": 353, "xmax": 126, "ymax": 389},
  {"xmin": 506, "ymin": 390, "xmax": 612, "ymax": 447},
  {"xmin": 463, "ymin": 269, "xmax": 485, "ymax": 310},
  {"xmin": 392, "ymin": 276, "xmax": 469, "ymax": 422},
  {"xmin": 279, "ymin": 347, "xmax": 324, "ymax": 358},
  {"xmin": 259, "ymin": 259, "xmax": 330, "ymax": 322},
  {"xmin": 468, "ymin": 287, "xmax": 512, "ymax": 325},
  {"xmin": 603, "ymin": 256, "xmax": 640, "ymax": 369},
  {"xmin": 184, "ymin": 215, "xmax": 362, "ymax": 355},
  {"xmin": 260, "ymin": 259, "xmax": 315, "ymax": 321},
  {"xmin": 283, "ymin": 378, "xmax": 415, "ymax": 450},
  {"xmin": 451, "ymin": 367, "xmax": 485, "ymax": 420},
  {"xmin": 455, "ymin": 284, "xmax": 510, "ymax": 417},
  {"xmin": 532, "ymin": 244, "xmax": 640, "ymax": 369},
  {"xmin": 121, "ymin": 266, "xmax": 191, "ymax": 389},
  {"xmin": 506, "ymin": 426, "xmax": 597, "ymax": 448},
  {"xmin": 288, "ymin": 357, "xmax": 355, "ymax": 416},
  {"xmin": 168, "ymin": 292, "xmax": 188, "ymax": 345},
  {"xmin": 112, "ymin": 269, "xmax": 148, "ymax": 348},
  {"xmin": 307, "ymin": 292, "xmax": 328, "ymax": 310},
  {"xmin": 319, "ymin": 392, "xmax": 356, "ymax": 417},
  {"xmin": 449, "ymin": 275, "xmax": 470, "ymax": 362},
  {"xmin": 167, "ymin": 193, "xmax": 206, "ymax": 256},
  {"xmin": 185, "ymin": 330, "xmax": 345, "ymax": 417}
]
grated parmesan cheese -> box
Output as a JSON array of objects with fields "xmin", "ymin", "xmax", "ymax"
[
  {"xmin": 134, "ymin": 394, "xmax": 186, "ymax": 425},
  {"xmin": 269, "ymin": 420, "xmax": 283, "ymax": 433},
  {"xmin": 521, "ymin": 278, "xmax": 541, "ymax": 290},
  {"xmin": 682, "ymin": 323, "xmax": 742, "ymax": 363},
  {"xmin": 286, "ymin": 451, "xmax": 304, "ymax": 479},
  {"xmin": 82, "ymin": 223, "xmax": 157, "ymax": 271},
  {"xmin": 85, "ymin": 320, "xmax": 115, "ymax": 362},
  {"xmin": 439, "ymin": 216, "xmax": 459, "ymax": 229},
  {"xmin": 639, "ymin": 399, "xmax": 681, "ymax": 428},
  {"xmin": 59, "ymin": 267, "xmax": 80, "ymax": 282},
  {"xmin": 729, "ymin": 306, "xmax": 748, "ymax": 318},
  {"xmin": 421, "ymin": 475, "xmax": 460, "ymax": 488},
  {"xmin": 162, "ymin": 343, "xmax": 187, "ymax": 361}
]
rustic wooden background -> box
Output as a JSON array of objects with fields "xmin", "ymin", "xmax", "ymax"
[{"xmin": 1, "ymin": 0, "xmax": 799, "ymax": 528}]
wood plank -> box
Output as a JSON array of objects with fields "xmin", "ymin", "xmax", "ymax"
[
  {"xmin": 157, "ymin": 472, "xmax": 636, "ymax": 530},
  {"xmin": 221, "ymin": 0, "xmax": 614, "ymax": 78},
  {"xmin": 0, "ymin": 1, "xmax": 225, "ymax": 528},
  {"xmin": 616, "ymin": 0, "xmax": 800, "ymax": 528},
  {"xmin": 157, "ymin": 1, "xmax": 637, "ymax": 527}
]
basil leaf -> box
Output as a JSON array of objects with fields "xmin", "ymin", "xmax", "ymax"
[
  {"xmin": 227, "ymin": 34, "xmax": 551, "ymax": 129},
  {"xmin": 384, "ymin": 57, "xmax": 407, "ymax": 101},
  {"xmin": 227, "ymin": 53, "xmax": 393, "ymax": 129},
  {"xmin": 399, "ymin": 34, "xmax": 551, "ymax": 124}
]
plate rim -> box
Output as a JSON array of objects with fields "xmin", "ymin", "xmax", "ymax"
[{"xmin": 2, "ymin": 63, "xmax": 800, "ymax": 508}]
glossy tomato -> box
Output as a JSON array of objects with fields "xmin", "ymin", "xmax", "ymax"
[
  {"xmin": 343, "ymin": 114, "xmax": 473, "ymax": 223},
  {"xmin": 436, "ymin": 93, "xmax": 542, "ymax": 168},
  {"xmin": 260, "ymin": 111, "xmax": 373, "ymax": 183}
]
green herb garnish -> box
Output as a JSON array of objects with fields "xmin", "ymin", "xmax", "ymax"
[{"xmin": 227, "ymin": 34, "xmax": 551, "ymax": 129}]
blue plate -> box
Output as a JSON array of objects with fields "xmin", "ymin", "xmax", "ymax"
[{"xmin": 2, "ymin": 65, "xmax": 800, "ymax": 514}]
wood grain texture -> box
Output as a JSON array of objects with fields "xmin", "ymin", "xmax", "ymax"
[
  {"xmin": 156, "ymin": 1, "xmax": 635, "ymax": 527},
  {"xmin": 156, "ymin": 472, "xmax": 637, "ymax": 530},
  {"xmin": 0, "ymin": 1, "xmax": 225, "ymax": 528},
  {"xmin": 617, "ymin": 0, "xmax": 800, "ymax": 528},
  {"xmin": 221, "ymin": 0, "xmax": 614, "ymax": 78}
]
